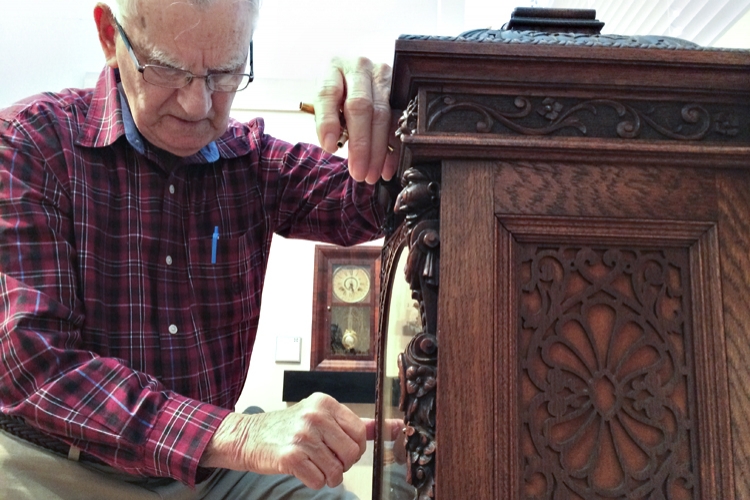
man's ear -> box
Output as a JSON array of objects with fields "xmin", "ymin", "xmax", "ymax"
[{"xmin": 94, "ymin": 3, "xmax": 118, "ymax": 68}]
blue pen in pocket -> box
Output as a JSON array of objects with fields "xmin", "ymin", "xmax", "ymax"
[{"xmin": 211, "ymin": 226, "xmax": 219, "ymax": 264}]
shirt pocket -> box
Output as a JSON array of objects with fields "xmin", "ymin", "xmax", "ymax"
[{"xmin": 187, "ymin": 230, "xmax": 251, "ymax": 332}]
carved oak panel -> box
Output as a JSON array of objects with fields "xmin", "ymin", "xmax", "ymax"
[
  {"xmin": 518, "ymin": 245, "xmax": 697, "ymax": 499},
  {"xmin": 493, "ymin": 214, "xmax": 734, "ymax": 500}
]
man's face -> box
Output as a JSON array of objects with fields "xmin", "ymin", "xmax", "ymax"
[{"xmin": 114, "ymin": 0, "xmax": 253, "ymax": 157}]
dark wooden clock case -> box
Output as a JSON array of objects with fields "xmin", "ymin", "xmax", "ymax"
[{"xmin": 373, "ymin": 11, "xmax": 750, "ymax": 500}]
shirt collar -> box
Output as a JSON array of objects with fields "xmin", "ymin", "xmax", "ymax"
[{"xmin": 75, "ymin": 66, "xmax": 126, "ymax": 149}]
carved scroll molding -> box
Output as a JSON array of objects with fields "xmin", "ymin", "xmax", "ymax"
[
  {"xmin": 426, "ymin": 94, "xmax": 748, "ymax": 143},
  {"xmin": 393, "ymin": 164, "xmax": 441, "ymax": 500}
]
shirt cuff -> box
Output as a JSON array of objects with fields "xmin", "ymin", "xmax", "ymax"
[{"xmin": 142, "ymin": 396, "xmax": 231, "ymax": 486}]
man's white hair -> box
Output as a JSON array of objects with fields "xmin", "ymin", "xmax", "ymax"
[{"xmin": 108, "ymin": 0, "xmax": 260, "ymax": 27}]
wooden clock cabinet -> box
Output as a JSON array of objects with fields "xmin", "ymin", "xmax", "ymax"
[{"xmin": 372, "ymin": 11, "xmax": 750, "ymax": 500}]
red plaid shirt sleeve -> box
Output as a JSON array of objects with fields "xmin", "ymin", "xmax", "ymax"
[{"xmin": 0, "ymin": 68, "xmax": 383, "ymax": 486}]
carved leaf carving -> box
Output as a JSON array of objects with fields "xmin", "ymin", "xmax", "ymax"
[
  {"xmin": 398, "ymin": 31, "xmax": 736, "ymax": 51},
  {"xmin": 426, "ymin": 94, "xmax": 737, "ymax": 142},
  {"xmin": 392, "ymin": 164, "xmax": 442, "ymax": 500}
]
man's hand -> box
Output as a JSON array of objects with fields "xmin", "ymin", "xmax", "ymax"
[
  {"xmin": 374, "ymin": 418, "xmax": 407, "ymax": 465},
  {"xmin": 314, "ymin": 57, "xmax": 400, "ymax": 185},
  {"xmin": 200, "ymin": 393, "xmax": 367, "ymax": 489}
]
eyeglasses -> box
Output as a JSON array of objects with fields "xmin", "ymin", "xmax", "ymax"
[{"xmin": 114, "ymin": 18, "xmax": 253, "ymax": 92}]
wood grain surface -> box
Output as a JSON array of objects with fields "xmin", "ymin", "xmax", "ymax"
[
  {"xmin": 494, "ymin": 162, "xmax": 717, "ymax": 221},
  {"xmin": 437, "ymin": 161, "xmax": 498, "ymax": 500},
  {"xmin": 718, "ymin": 170, "xmax": 750, "ymax": 498}
]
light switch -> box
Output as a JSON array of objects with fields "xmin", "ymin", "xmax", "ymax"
[{"xmin": 275, "ymin": 336, "xmax": 302, "ymax": 363}]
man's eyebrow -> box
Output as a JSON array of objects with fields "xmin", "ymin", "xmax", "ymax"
[
  {"xmin": 146, "ymin": 47, "xmax": 185, "ymax": 69},
  {"xmin": 146, "ymin": 46, "xmax": 249, "ymax": 73},
  {"xmin": 209, "ymin": 52, "xmax": 249, "ymax": 73}
]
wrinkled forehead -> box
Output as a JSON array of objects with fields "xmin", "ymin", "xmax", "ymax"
[{"xmin": 120, "ymin": 0, "xmax": 255, "ymax": 68}]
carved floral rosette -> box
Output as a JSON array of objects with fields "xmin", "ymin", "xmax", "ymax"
[
  {"xmin": 519, "ymin": 246, "xmax": 698, "ymax": 498},
  {"xmin": 393, "ymin": 164, "xmax": 441, "ymax": 500}
]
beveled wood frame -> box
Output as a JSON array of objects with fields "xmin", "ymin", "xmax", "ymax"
[
  {"xmin": 310, "ymin": 245, "xmax": 381, "ymax": 372},
  {"xmin": 435, "ymin": 158, "xmax": 736, "ymax": 499},
  {"xmin": 494, "ymin": 215, "xmax": 734, "ymax": 499},
  {"xmin": 372, "ymin": 226, "xmax": 409, "ymax": 500}
]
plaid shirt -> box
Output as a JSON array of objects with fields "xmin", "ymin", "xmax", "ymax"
[{"xmin": 0, "ymin": 67, "xmax": 382, "ymax": 485}]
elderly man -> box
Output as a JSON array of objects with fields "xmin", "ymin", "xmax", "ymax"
[{"xmin": 0, "ymin": 0, "xmax": 398, "ymax": 498}]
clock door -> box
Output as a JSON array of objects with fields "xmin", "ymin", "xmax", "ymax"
[{"xmin": 310, "ymin": 245, "xmax": 381, "ymax": 371}]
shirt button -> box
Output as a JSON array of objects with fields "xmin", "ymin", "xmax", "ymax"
[
  {"xmin": 166, "ymin": 255, "xmax": 173, "ymax": 265},
  {"xmin": 168, "ymin": 324, "xmax": 178, "ymax": 335},
  {"xmin": 169, "ymin": 184, "xmax": 175, "ymax": 194}
]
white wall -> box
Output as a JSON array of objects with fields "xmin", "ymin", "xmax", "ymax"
[{"xmin": 0, "ymin": 2, "xmax": 103, "ymax": 107}]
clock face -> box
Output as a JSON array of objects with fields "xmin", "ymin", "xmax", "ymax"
[{"xmin": 332, "ymin": 265, "xmax": 371, "ymax": 303}]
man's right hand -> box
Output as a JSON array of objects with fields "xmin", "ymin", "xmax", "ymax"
[
  {"xmin": 314, "ymin": 56, "xmax": 399, "ymax": 185},
  {"xmin": 199, "ymin": 393, "xmax": 367, "ymax": 489}
]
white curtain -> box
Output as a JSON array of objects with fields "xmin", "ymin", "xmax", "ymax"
[{"xmin": 547, "ymin": 0, "xmax": 750, "ymax": 45}]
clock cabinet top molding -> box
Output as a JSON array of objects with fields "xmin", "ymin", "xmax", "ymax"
[{"xmin": 390, "ymin": 29, "xmax": 750, "ymax": 169}]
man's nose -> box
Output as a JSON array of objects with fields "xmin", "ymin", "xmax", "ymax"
[{"xmin": 176, "ymin": 77, "xmax": 212, "ymax": 118}]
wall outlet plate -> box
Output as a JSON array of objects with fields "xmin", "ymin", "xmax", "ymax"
[{"xmin": 275, "ymin": 336, "xmax": 302, "ymax": 363}]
